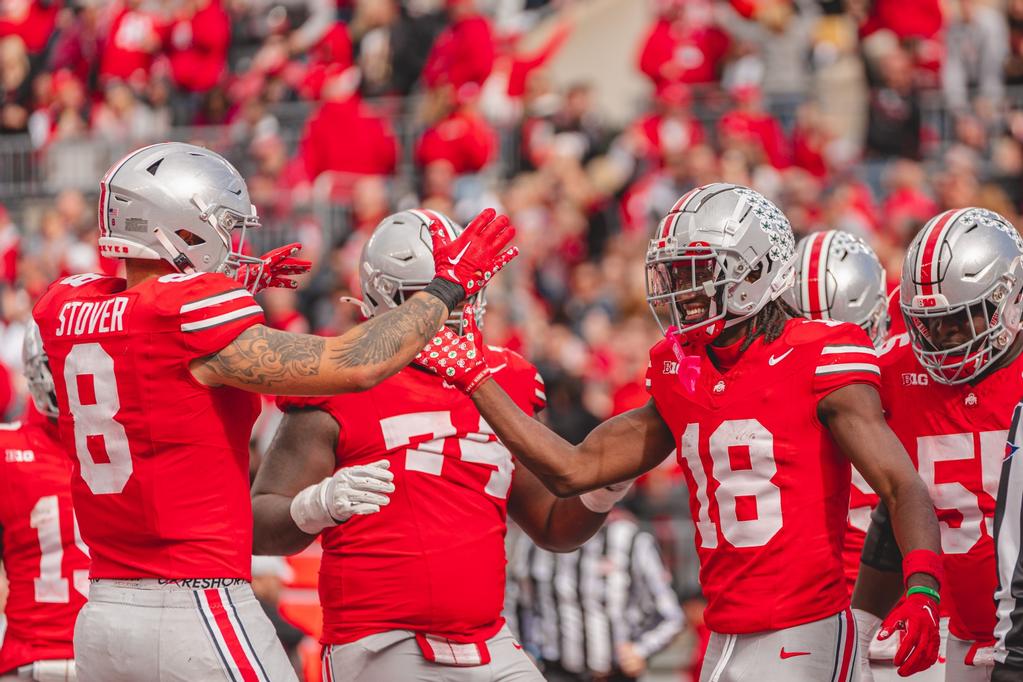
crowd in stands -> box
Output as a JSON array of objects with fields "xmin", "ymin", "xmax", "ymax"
[{"xmin": 0, "ymin": 0, "xmax": 1021, "ymax": 674}]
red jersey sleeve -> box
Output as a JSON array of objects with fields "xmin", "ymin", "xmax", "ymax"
[
  {"xmin": 165, "ymin": 273, "xmax": 265, "ymax": 358},
  {"xmin": 809, "ymin": 323, "xmax": 882, "ymax": 401}
]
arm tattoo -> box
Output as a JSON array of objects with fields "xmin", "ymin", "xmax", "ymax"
[
  {"xmin": 208, "ymin": 326, "xmax": 325, "ymax": 387},
  {"xmin": 329, "ymin": 294, "xmax": 447, "ymax": 369}
]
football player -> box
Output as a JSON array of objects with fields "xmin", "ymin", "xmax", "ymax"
[
  {"xmin": 417, "ymin": 184, "xmax": 944, "ymax": 681},
  {"xmin": 0, "ymin": 322, "xmax": 90, "ymax": 681},
  {"xmin": 851, "ymin": 208, "xmax": 1023, "ymax": 682},
  {"xmin": 251, "ymin": 210, "xmax": 626, "ymax": 681},
  {"xmin": 31, "ymin": 143, "xmax": 517, "ymax": 682}
]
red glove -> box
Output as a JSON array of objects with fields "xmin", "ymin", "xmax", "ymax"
[
  {"xmin": 430, "ymin": 208, "xmax": 518, "ymax": 296},
  {"xmin": 236, "ymin": 242, "xmax": 312, "ymax": 294},
  {"xmin": 414, "ymin": 304, "xmax": 492, "ymax": 395},
  {"xmin": 877, "ymin": 592, "xmax": 940, "ymax": 677}
]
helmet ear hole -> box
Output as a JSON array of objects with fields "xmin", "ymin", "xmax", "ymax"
[{"xmin": 175, "ymin": 229, "xmax": 205, "ymax": 246}]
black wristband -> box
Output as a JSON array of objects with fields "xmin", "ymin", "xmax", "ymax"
[{"xmin": 422, "ymin": 277, "xmax": 464, "ymax": 313}]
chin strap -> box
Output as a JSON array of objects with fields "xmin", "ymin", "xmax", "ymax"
[{"xmin": 152, "ymin": 227, "xmax": 196, "ymax": 274}]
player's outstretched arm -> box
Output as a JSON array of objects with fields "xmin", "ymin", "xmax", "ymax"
[
  {"xmin": 474, "ymin": 380, "xmax": 673, "ymax": 495},
  {"xmin": 414, "ymin": 304, "xmax": 674, "ymax": 495},
  {"xmin": 195, "ymin": 208, "xmax": 519, "ymax": 395},
  {"xmin": 508, "ymin": 456, "xmax": 633, "ymax": 552},
  {"xmin": 193, "ymin": 294, "xmax": 448, "ymax": 394},
  {"xmin": 819, "ymin": 384, "xmax": 940, "ymax": 576},
  {"xmin": 821, "ymin": 383, "xmax": 942, "ymax": 677},
  {"xmin": 252, "ymin": 408, "xmax": 394, "ymax": 555}
]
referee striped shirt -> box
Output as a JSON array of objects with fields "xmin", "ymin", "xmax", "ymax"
[
  {"xmin": 506, "ymin": 515, "xmax": 684, "ymax": 675},
  {"xmin": 995, "ymin": 402, "xmax": 1023, "ymax": 669}
]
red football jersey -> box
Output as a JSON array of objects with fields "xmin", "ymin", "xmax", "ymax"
[
  {"xmin": 32, "ymin": 272, "xmax": 264, "ymax": 580},
  {"xmin": 0, "ymin": 406, "xmax": 89, "ymax": 673},
  {"xmin": 277, "ymin": 347, "xmax": 545, "ymax": 645},
  {"xmin": 646, "ymin": 318, "xmax": 881, "ymax": 634},
  {"xmin": 879, "ymin": 333, "xmax": 1016, "ymax": 642}
]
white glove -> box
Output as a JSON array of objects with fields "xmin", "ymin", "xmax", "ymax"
[
  {"xmin": 853, "ymin": 608, "xmax": 881, "ymax": 682},
  {"xmin": 580, "ymin": 478, "xmax": 636, "ymax": 513},
  {"xmin": 290, "ymin": 460, "xmax": 394, "ymax": 535}
]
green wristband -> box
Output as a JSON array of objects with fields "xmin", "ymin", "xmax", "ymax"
[{"xmin": 906, "ymin": 585, "xmax": 941, "ymax": 603}]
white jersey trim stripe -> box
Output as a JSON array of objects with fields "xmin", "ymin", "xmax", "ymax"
[
  {"xmin": 181, "ymin": 306, "xmax": 263, "ymax": 332},
  {"xmin": 180, "ymin": 289, "xmax": 252, "ymax": 314},
  {"xmin": 821, "ymin": 345, "xmax": 878, "ymax": 356},
  {"xmin": 815, "ymin": 363, "xmax": 881, "ymax": 376},
  {"xmin": 535, "ymin": 388, "xmax": 547, "ymax": 401}
]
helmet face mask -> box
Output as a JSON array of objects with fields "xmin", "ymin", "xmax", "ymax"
[
  {"xmin": 903, "ymin": 277, "xmax": 1022, "ymax": 384},
  {"xmin": 645, "ymin": 184, "xmax": 796, "ymax": 345},
  {"xmin": 901, "ymin": 207, "xmax": 1023, "ymax": 385},
  {"xmin": 359, "ymin": 209, "xmax": 486, "ymax": 333}
]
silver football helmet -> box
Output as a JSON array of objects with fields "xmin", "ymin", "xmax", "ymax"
[
  {"xmin": 98, "ymin": 142, "xmax": 263, "ymax": 283},
  {"xmin": 359, "ymin": 209, "xmax": 486, "ymax": 330},
  {"xmin": 901, "ymin": 207, "xmax": 1023, "ymax": 384},
  {"xmin": 23, "ymin": 319, "xmax": 58, "ymax": 418},
  {"xmin": 783, "ymin": 230, "xmax": 889, "ymax": 346},
  {"xmin": 646, "ymin": 183, "xmax": 796, "ymax": 343}
]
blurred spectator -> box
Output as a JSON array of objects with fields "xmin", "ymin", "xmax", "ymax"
[
  {"xmin": 1006, "ymin": 0, "xmax": 1023, "ymax": 84},
  {"xmin": 865, "ymin": 45, "xmax": 922, "ymax": 160},
  {"xmin": 856, "ymin": 0, "xmax": 942, "ymax": 41},
  {"xmin": 0, "ymin": 0, "xmax": 59, "ymax": 55},
  {"xmin": 943, "ymin": 0, "xmax": 1009, "ymax": 114},
  {"xmin": 718, "ymin": 84, "xmax": 790, "ymax": 169},
  {"xmin": 716, "ymin": 0, "xmax": 819, "ymax": 119},
  {"xmin": 295, "ymin": 67, "xmax": 399, "ymax": 189},
  {"xmin": 415, "ymin": 85, "xmax": 495, "ymax": 175},
  {"xmin": 0, "ymin": 36, "xmax": 30, "ymax": 135},
  {"xmin": 422, "ymin": 0, "xmax": 495, "ymax": 91},
  {"xmin": 298, "ymin": 21, "xmax": 353, "ymax": 100},
  {"xmin": 481, "ymin": 19, "xmax": 571, "ymax": 126},
  {"xmin": 91, "ymin": 80, "xmax": 168, "ymax": 142},
  {"xmin": 98, "ymin": 0, "xmax": 166, "ymax": 87},
  {"xmin": 633, "ymin": 83, "xmax": 706, "ymax": 168},
  {"xmin": 166, "ymin": 0, "xmax": 231, "ymax": 97},
  {"xmin": 637, "ymin": 0, "xmax": 730, "ymax": 94}
]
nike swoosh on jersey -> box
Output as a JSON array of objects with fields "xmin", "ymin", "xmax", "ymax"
[
  {"xmin": 768, "ymin": 348, "xmax": 794, "ymax": 366},
  {"xmin": 448, "ymin": 242, "xmax": 472, "ymax": 265},
  {"xmin": 779, "ymin": 648, "xmax": 811, "ymax": 659}
]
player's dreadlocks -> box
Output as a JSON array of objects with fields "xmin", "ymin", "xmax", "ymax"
[{"xmin": 740, "ymin": 299, "xmax": 791, "ymax": 352}]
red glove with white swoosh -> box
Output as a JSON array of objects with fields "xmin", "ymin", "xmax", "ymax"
[
  {"xmin": 877, "ymin": 592, "xmax": 940, "ymax": 677},
  {"xmin": 429, "ymin": 208, "xmax": 518, "ymax": 297}
]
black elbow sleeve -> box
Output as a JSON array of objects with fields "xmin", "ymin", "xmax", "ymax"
[{"xmin": 860, "ymin": 502, "xmax": 903, "ymax": 573}]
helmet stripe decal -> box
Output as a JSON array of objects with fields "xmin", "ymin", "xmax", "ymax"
[
  {"xmin": 409, "ymin": 209, "xmax": 458, "ymax": 241},
  {"xmin": 917, "ymin": 208, "xmax": 965, "ymax": 295},
  {"xmin": 98, "ymin": 143, "xmax": 162, "ymax": 239},
  {"xmin": 661, "ymin": 186, "xmax": 703, "ymax": 239},
  {"xmin": 805, "ymin": 230, "xmax": 833, "ymax": 319}
]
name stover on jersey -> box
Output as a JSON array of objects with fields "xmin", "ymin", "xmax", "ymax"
[{"xmin": 55, "ymin": 297, "xmax": 128, "ymax": 337}]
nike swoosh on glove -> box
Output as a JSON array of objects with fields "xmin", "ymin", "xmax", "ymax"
[
  {"xmin": 430, "ymin": 208, "xmax": 518, "ymax": 297},
  {"xmin": 236, "ymin": 242, "xmax": 312, "ymax": 294},
  {"xmin": 877, "ymin": 592, "xmax": 940, "ymax": 677},
  {"xmin": 414, "ymin": 304, "xmax": 492, "ymax": 395}
]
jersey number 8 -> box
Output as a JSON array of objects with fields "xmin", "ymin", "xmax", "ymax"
[{"xmin": 63, "ymin": 343, "xmax": 133, "ymax": 495}]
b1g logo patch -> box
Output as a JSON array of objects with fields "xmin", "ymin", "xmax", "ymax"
[
  {"xmin": 663, "ymin": 361, "xmax": 679, "ymax": 375},
  {"xmin": 902, "ymin": 373, "xmax": 929, "ymax": 386}
]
